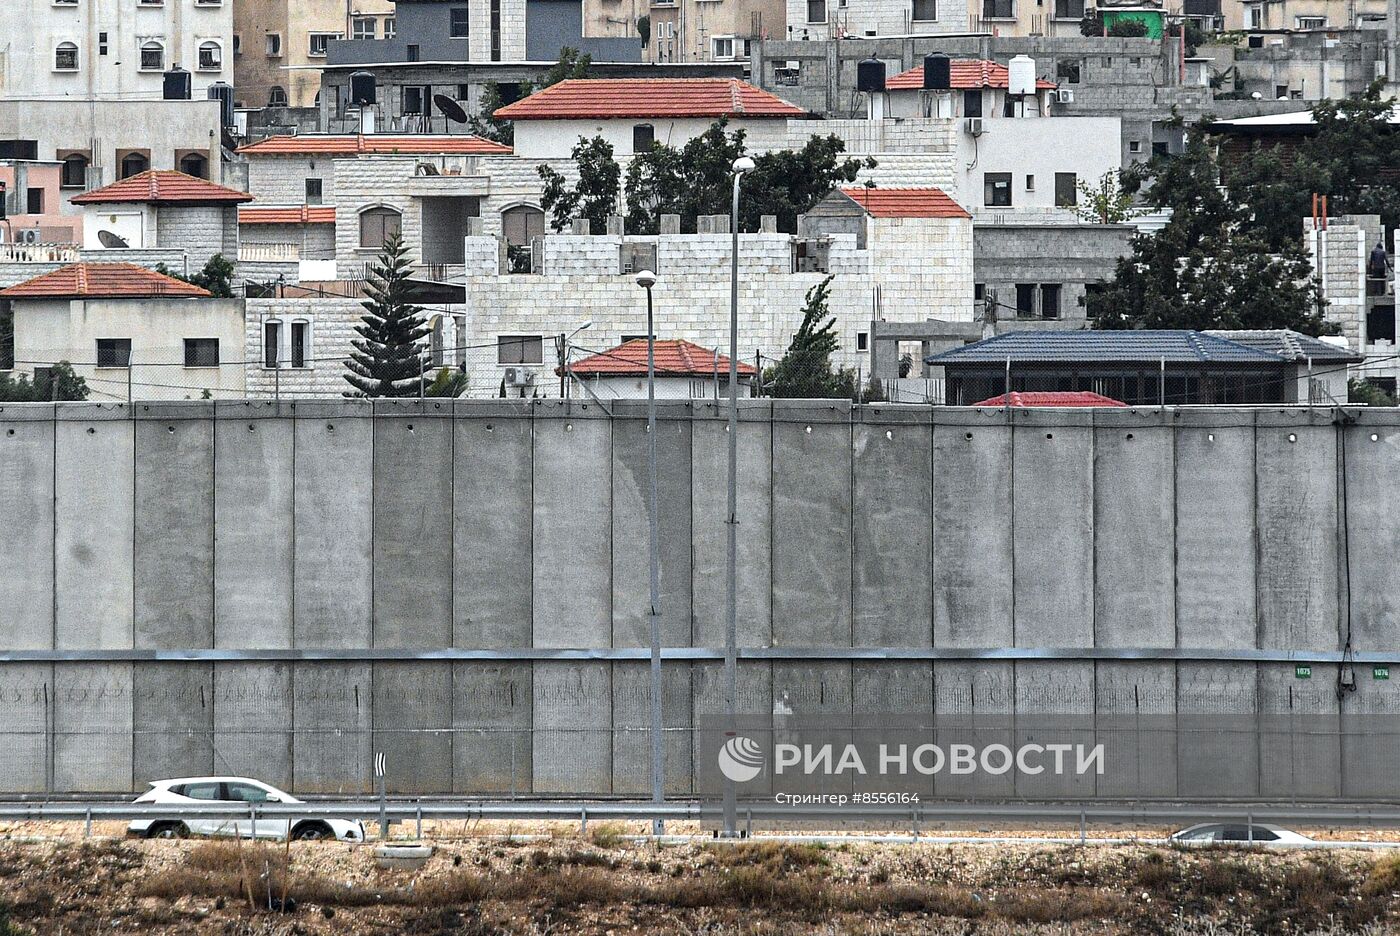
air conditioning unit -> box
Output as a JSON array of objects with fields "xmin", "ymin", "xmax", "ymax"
[
  {"xmin": 963, "ymin": 116, "xmax": 984, "ymax": 137},
  {"xmin": 1056, "ymin": 88, "xmax": 1074, "ymax": 104},
  {"xmin": 503, "ymin": 367, "xmax": 535, "ymax": 387},
  {"xmin": 17, "ymin": 229, "xmax": 41, "ymax": 245}
]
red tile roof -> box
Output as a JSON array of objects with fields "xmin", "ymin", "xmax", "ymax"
[
  {"xmin": 494, "ymin": 78, "xmax": 806, "ymax": 120},
  {"xmin": 566, "ymin": 339, "xmax": 758, "ymax": 378},
  {"xmin": 839, "ymin": 187, "xmax": 971, "ymax": 219},
  {"xmin": 972, "ymin": 391, "xmax": 1127, "ymax": 407},
  {"xmin": 0, "ymin": 263, "xmax": 211, "ymax": 299},
  {"xmin": 886, "ymin": 59, "xmax": 1057, "ymax": 91},
  {"xmin": 236, "ymin": 134, "xmax": 512, "ymax": 156},
  {"xmin": 239, "ymin": 205, "xmax": 338, "ymax": 225},
  {"xmin": 70, "ymin": 170, "xmax": 253, "ymax": 205}
]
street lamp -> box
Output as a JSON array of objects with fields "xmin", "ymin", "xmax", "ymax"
[
  {"xmin": 723, "ymin": 155, "xmax": 755, "ymax": 837},
  {"xmin": 635, "ymin": 269, "xmax": 664, "ymax": 836}
]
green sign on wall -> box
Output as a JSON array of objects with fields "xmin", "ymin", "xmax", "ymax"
[
  {"xmin": 1295, "ymin": 665, "xmax": 1312, "ymax": 679},
  {"xmin": 1376, "ymin": 666, "xmax": 1390, "ymax": 681}
]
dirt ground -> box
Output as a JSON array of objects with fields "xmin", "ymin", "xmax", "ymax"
[{"xmin": 4, "ymin": 823, "xmax": 1400, "ymax": 935}]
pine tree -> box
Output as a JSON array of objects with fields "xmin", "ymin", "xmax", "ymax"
[
  {"xmin": 343, "ymin": 233, "xmax": 430, "ymax": 397},
  {"xmin": 765, "ymin": 277, "xmax": 851, "ymax": 398}
]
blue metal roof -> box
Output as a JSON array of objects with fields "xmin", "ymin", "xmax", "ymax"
[{"xmin": 925, "ymin": 330, "xmax": 1288, "ymax": 366}]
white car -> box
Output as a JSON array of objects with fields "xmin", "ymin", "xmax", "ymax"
[
  {"xmin": 128, "ymin": 777, "xmax": 366, "ymax": 843},
  {"xmin": 1170, "ymin": 822, "xmax": 1313, "ymax": 845}
]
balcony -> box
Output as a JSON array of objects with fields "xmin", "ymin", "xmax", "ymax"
[
  {"xmin": 0, "ymin": 242, "xmax": 79, "ymax": 263},
  {"xmin": 239, "ymin": 242, "xmax": 300, "ymax": 262}
]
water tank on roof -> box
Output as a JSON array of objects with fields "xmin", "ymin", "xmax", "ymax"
[
  {"xmin": 207, "ymin": 81, "xmax": 234, "ymax": 128},
  {"xmin": 1007, "ymin": 55, "xmax": 1037, "ymax": 96},
  {"xmin": 163, "ymin": 66, "xmax": 192, "ymax": 101},
  {"xmin": 923, "ymin": 52, "xmax": 950, "ymax": 91},
  {"xmin": 350, "ymin": 70, "xmax": 377, "ymax": 106},
  {"xmin": 856, "ymin": 58, "xmax": 886, "ymax": 93}
]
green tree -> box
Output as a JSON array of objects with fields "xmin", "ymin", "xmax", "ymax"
[
  {"xmin": 538, "ymin": 135, "xmax": 621, "ymax": 232},
  {"xmin": 1349, "ymin": 378, "xmax": 1398, "ymax": 406},
  {"xmin": 343, "ymin": 233, "xmax": 430, "ymax": 397},
  {"xmin": 424, "ymin": 366, "xmax": 470, "ymax": 397},
  {"xmin": 1073, "ymin": 170, "xmax": 1141, "ymax": 224},
  {"xmin": 636, "ymin": 14, "xmax": 651, "ymax": 47},
  {"xmin": 0, "ymin": 362, "xmax": 88, "ymax": 402},
  {"xmin": 153, "ymin": 254, "xmax": 236, "ymax": 298},
  {"xmin": 1093, "ymin": 123, "xmax": 1329, "ymax": 333},
  {"xmin": 1107, "ymin": 17, "xmax": 1148, "ymax": 37},
  {"xmin": 764, "ymin": 277, "xmax": 855, "ymax": 398}
]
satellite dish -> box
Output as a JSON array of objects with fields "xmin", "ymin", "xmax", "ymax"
[
  {"xmin": 434, "ymin": 94, "xmax": 469, "ymax": 124},
  {"xmin": 98, "ymin": 230, "xmax": 130, "ymax": 248}
]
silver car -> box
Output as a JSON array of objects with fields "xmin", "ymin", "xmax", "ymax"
[{"xmin": 128, "ymin": 776, "xmax": 365, "ymax": 843}]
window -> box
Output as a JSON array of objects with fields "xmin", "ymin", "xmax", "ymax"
[
  {"xmin": 183, "ymin": 338, "xmax": 219, "ymax": 367},
  {"xmin": 632, "ymin": 124, "xmax": 655, "ymax": 151},
  {"xmin": 385, "ymin": 17, "xmax": 396, "ymax": 37},
  {"xmin": 1128, "ymin": 140, "xmax": 1142, "ymax": 154},
  {"xmin": 53, "ymin": 0, "xmax": 78, "ymax": 5},
  {"xmin": 1015, "ymin": 284, "xmax": 1035, "ymax": 317},
  {"xmin": 1052, "ymin": 0, "xmax": 1082, "ymax": 17},
  {"xmin": 308, "ymin": 32, "xmax": 340, "ymax": 57},
  {"xmin": 1025, "ymin": 174, "xmax": 1035, "ymax": 192},
  {"xmin": 182, "ymin": 782, "xmax": 222, "ymax": 801},
  {"xmin": 263, "ymin": 321, "xmax": 281, "ymax": 367},
  {"xmin": 179, "ymin": 152, "xmax": 208, "ymax": 178},
  {"xmin": 497, "ymin": 335, "xmax": 543, "ymax": 365},
  {"xmin": 502, "ymin": 204, "xmax": 545, "ymax": 247},
  {"xmin": 268, "ymin": 85, "xmax": 287, "ymax": 106},
  {"xmin": 712, "ymin": 36, "xmax": 734, "ymax": 59},
  {"xmin": 856, "ymin": 332, "xmax": 869, "ymax": 351},
  {"xmin": 359, "ymin": 206, "xmax": 401, "ymax": 248},
  {"xmin": 983, "ymin": 0, "xmax": 1012, "ymax": 17},
  {"xmin": 352, "ymin": 16, "xmax": 377, "ymax": 39},
  {"xmin": 26, "ymin": 188, "xmax": 43, "ymax": 214},
  {"xmin": 96, "ymin": 338, "xmax": 132, "ymax": 368},
  {"xmin": 456, "ymin": 83, "xmax": 470, "ymax": 100},
  {"xmin": 407, "ymin": 44, "xmax": 421, "ymax": 62},
  {"xmin": 1248, "ymin": 4, "xmax": 1262, "ymax": 28},
  {"xmin": 99, "ymin": 31, "xmax": 108, "ymax": 55},
  {"xmin": 403, "ymin": 85, "xmax": 429, "ymax": 115},
  {"xmin": 984, "ymin": 172, "xmax": 1011, "ymax": 207},
  {"xmin": 807, "ymin": 0, "xmax": 826, "ymax": 22},
  {"xmin": 139, "ymin": 40, "xmax": 164, "ymax": 71},
  {"xmin": 1056, "ymin": 59, "xmax": 1080, "ymax": 84},
  {"xmin": 119, "ymin": 151, "xmax": 149, "ymax": 178},
  {"xmin": 265, "ymin": 33, "xmax": 282, "ymax": 57},
  {"xmin": 54, "ymin": 42, "xmax": 79, "ymax": 71},
  {"xmin": 197, "ymin": 40, "xmax": 221, "ymax": 70},
  {"xmin": 60, "ymin": 152, "xmax": 89, "ymax": 188},
  {"xmin": 306, "ymin": 178, "xmax": 323, "ymax": 204},
  {"xmin": 1367, "ymin": 305, "xmax": 1395, "ymax": 343},
  {"xmin": 963, "ymin": 89, "xmax": 982, "ymax": 118},
  {"xmin": 912, "ymin": 0, "xmax": 937, "ymax": 19},
  {"xmin": 291, "ymin": 321, "xmax": 309, "ymax": 367},
  {"xmin": 225, "ymin": 782, "xmax": 272, "ymax": 803},
  {"xmin": 1054, "ymin": 172, "xmax": 1077, "ymax": 207},
  {"xmin": 1040, "ymin": 284, "xmax": 1061, "ymax": 319},
  {"xmin": 232, "ymin": 34, "xmax": 240, "ymax": 54},
  {"xmin": 450, "ymin": 7, "xmax": 469, "ymax": 37},
  {"xmin": 430, "ymin": 317, "xmax": 445, "ymax": 367},
  {"xmin": 490, "ymin": 0, "xmax": 501, "ymax": 59}
]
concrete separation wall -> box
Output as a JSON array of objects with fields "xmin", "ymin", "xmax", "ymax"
[{"xmin": 0, "ymin": 399, "xmax": 1398, "ymax": 798}]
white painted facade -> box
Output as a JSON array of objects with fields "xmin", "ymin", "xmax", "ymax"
[
  {"xmin": 568, "ymin": 373, "xmax": 755, "ymax": 400},
  {"xmin": 0, "ymin": 0, "xmax": 233, "ymax": 99},
  {"xmin": 955, "ymin": 116, "xmax": 1122, "ymax": 222},
  {"xmin": 510, "ymin": 116, "xmax": 800, "ymax": 159},
  {"xmin": 785, "ymin": 0, "xmax": 971, "ymax": 40}
]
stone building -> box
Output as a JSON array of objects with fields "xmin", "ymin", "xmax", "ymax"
[
  {"xmin": 232, "ymin": 0, "xmax": 396, "ymax": 109},
  {"xmin": 1305, "ymin": 213, "xmax": 1399, "ymax": 397}
]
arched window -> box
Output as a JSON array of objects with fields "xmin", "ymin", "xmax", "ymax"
[
  {"xmin": 501, "ymin": 204, "xmax": 545, "ymax": 247},
  {"xmin": 358, "ymin": 206, "xmax": 401, "ymax": 248},
  {"xmin": 268, "ymin": 85, "xmax": 288, "ymax": 106},
  {"xmin": 54, "ymin": 42, "xmax": 79, "ymax": 71},
  {"xmin": 179, "ymin": 152, "xmax": 208, "ymax": 179},
  {"xmin": 139, "ymin": 40, "xmax": 164, "ymax": 71},
  {"xmin": 197, "ymin": 40, "xmax": 222, "ymax": 70},
  {"xmin": 120, "ymin": 151, "xmax": 150, "ymax": 179},
  {"xmin": 61, "ymin": 153, "xmax": 89, "ymax": 188}
]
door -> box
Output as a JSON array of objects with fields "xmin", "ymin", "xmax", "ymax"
[
  {"xmin": 223, "ymin": 781, "xmax": 291, "ymax": 840},
  {"xmin": 179, "ymin": 780, "xmax": 225, "ymax": 837}
]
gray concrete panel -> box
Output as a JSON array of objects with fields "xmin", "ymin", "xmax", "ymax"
[
  {"xmin": 1012, "ymin": 410, "xmax": 1093, "ymax": 647},
  {"xmin": 293, "ymin": 409, "xmax": 372, "ymax": 648},
  {"xmin": 1093, "ymin": 661, "xmax": 1175, "ymax": 799},
  {"xmin": 453, "ymin": 404, "xmax": 533, "ymax": 648},
  {"xmin": 772, "ymin": 401, "xmax": 852, "ymax": 647},
  {"xmin": 213, "ymin": 663, "xmax": 292, "ymax": 789},
  {"xmin": 372, "ymin": 661, "xmax": 452, "ymax": 795},
  {"xmin": 452, "ymin": 662, "xmax": 532, "ymax": 794},
  {"xmin": 932, "ymin": 661, "xmax": 1013, "ymax": 799},
  {"xmin": 54, "ymin": 412, "xmax": 133, "ymax": 650},
  {"xmin": 1093, "ymin": 411, "xmax": 1174, "ymax": 647},
  {"xmin": 1014, "ymin": 661, "xmax": 1096, "ymax": 799},
  {"xmin": 533, "ymin": 662, "xmax": 611, "ymax": 794},
  {"xmin": 1175, "ymin": 410, "xmax": 1256, "ymax": 649},
  {"xmin": 932, "ymin": 411, "xmax": 1012, "ymax": 648},
  {"xmin": 1258, "ymin": 663, "xmax": 1339, "ymax": 800},
  {"xmin": 292, "ymin": 663, "xmax": 372, "ymax": 795},
  {"xmin": 134, "ymin": 408, "xmax": 214, "ymax": 649},
  {"xmin": 372, "ymin": 402, "xmax": 453, "ymax": 647},
  {"xmin": 854, "ymin": 662, "xmax": 934, "ymax": 797},
  {"xmin": 533, "ymin": 407, "xmax": 612, "ymax": 648},
  {"xmin": 1340, "ymin": 414, "xmax": 1400, "ymax": 651},
  {"xmin": 0, "ymin": 664, "xmax": 51, "ymax": 793},
  {"xmin": 691, "ymin": 401, "xmax": 772, "ymax": 648},
  {"xmin": 54, "ymin": 662, "xmax": 132, "ymax": 792},
  {"xmin": 611, "ymin": 662, "xmax": 693, "ymax": 795},
  {"xmin": 772, "ymin": 661, "xmax": 852, "ymax": 796},
  {"xmin": 611, "ymin": 402, "xmax": 693, "ymax": 648},
  {"xmin": 853, "ymin": 408, "xmax": 932, "ymax": 647},
  {"xmin": 692, "ymin": 661, "xmax": 773, "ymax": 797},
  {"xmin": 1255, "ymin": 411, "xmax": 1339, "ymax": 653},
  {"xmin": 0, "ymin": 415, "xmax": 54, "ymax": 649},
  {"xmin": 133, "ymin": 663, "xmax": 213, "ymax": 786},
  {"xmin": 1177, "ymin": 662, "xmax": 1257, "ymax": 799},
  {"xmin": 1339, "ymin": 671, "xmax": 1400, "ymax": 800},
  {"xmin": 213, "ymin": 404, "xmax": 293, "ymax": 648}
]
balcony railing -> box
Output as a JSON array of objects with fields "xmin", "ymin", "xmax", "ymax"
[
  {"xmin": 0, "ymin": 242, "xmax": 79, "ymax": 263},
  {"xmin": 239, "ymin": 242, "xmax": 300, "ymax": 262}
]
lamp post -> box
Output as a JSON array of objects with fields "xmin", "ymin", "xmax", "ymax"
[
  {"xmin": 636, "ymin": 269, "xmax": 664, "ymax": 836},
  {"xmin": 723, "ymin": 155, "xmax": 755, "ymax": 838},
  {"xmin": 557, "ymin": 319, "xmax": 593, "ymax": 399}
]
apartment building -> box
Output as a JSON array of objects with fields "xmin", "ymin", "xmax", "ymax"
[
  {"xmin": 580, "ymin": 0, "xmax": 785, "ymax": 64},
  {"xmin": 233, "ymin": 0, "xmax": 396, "ymax": 108},
  {"xmin": 1223, "ymin": 0, "xmax": 1388, "ymax": 31}
]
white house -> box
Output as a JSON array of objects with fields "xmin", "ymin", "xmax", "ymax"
[
  {"xmin": 71, "ymin": 170, "xmax": 250, "ymax": 268},
  {"xmin": 566, "ymin": 338, "xmax": 758, "ymax": 399}
]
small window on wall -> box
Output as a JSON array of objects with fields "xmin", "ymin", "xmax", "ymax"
[
  {"xmin": 291, "ymin": 321, "xmax": 310, "ymax": 367},
  {"xmin": 54, "ymin": 42, "xmax": 79, "ymax": 71},
  {"xmin": 96, "ymin": 338, "xmax": 132, "ymax": 368},
  {"xmin": 268, "ymin": 85, "xmax": 288, "ymax": 106},
  {"xmin": 1056, "ymin": 59, "xmax": 1080, "ymax": 84},
  {"xmin": 856, "ymin": 332, "xmax": 869, "ymax": 351},
  {"xmin": 197, "ymin": 40, "xmax": 221, "ymax": 70},
  {"xmin": 60, "ymin": 152, "xmax": 89, "ymax": 188},
  {"xmin": 308, "ymin": 32, "xmax": 341, "ymax": 57},
  {"xmin": 912, "ymin": 0, "xmax": 937, "ymax": 20},
  {"xmin": 1040, "ymin": 284, "xmax": 1061, "ymax": 319},
  {"xmin": 179, "ymin": 152, "xmax": 208, "ymax": 179},
  {"xmin": 263, "ymin": 320, "xmax": 281, "ymax": 367},
  {"xmin": 359, "ymin": 206, "xmax": 401, "ymax": 248},
  {"xmin": 984, "ymin": 172, "xmax": 1012, "ymax": 207},
  {"xmin": 139, "ymin": 40, "xmax": 164, "ymax": 71},
  {"xmin": 450, "ymin": 7, "xmax": 469, "ymax": 37},
  {"xmin": 1015, "ymin": 284, "xmax": 1035, "ymax": 317},
  {"xmin": 497, "ymin": 335, "xmax": 543, "ymax": 365},
  {"xmin": 807, "ymin": 0, "xmax": 826, "ymax": 23},
  {"xmin": 633, "ymin": 123, "xmax": 655, "ymax": 151},
  {"xmin": 352, "ymin": 16, "xmax": 377, "ymax": 39},
  {"xmin": 963, "ymin": 89, "xmax": 982, "ymax": 118},
  {"xmin": 119, "ymin": 151, "xmax": 150, "ymax": 179},
  {"xmin": 306, "ymin": 178, "xmax": 323, "ymax": 204},
  {"xmin": 26, "ymin": 188, "xmax": 43, "ymax": 214},
  {"xmin": 385, "ymin": 17, "xmax": 396, "ymax": 37},
  {"xmin": 183, "ymin": 338, "xmax": 219, "ymax": 367},
  {"xmin": 712, "ymin": 36, "xmax": 734, "ymax": 59},
  {"xmin": 1054, "ymin": 172, "xmax": 1077, "ymax": 207},
  {"xmin": 265, "ymin": 33, "xmax": 282, "ymax": 57}
]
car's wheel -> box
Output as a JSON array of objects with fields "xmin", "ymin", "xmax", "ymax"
[
  {"xmin": 147, "ymin": 821, "xmax": 189, "ymax": 840},
  {"xmin": 291, "ymin": 822, "xmax": 333, "ymax": 842}
]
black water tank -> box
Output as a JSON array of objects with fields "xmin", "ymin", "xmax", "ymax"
[
  {"xmin": 207, "ymin": 81, "xmax": 234, "ymax": 127},
  {"xmin": 350, "ymin": 70, "xmax": 377, "ymax": 105},
  {"xmin": 163, "ymin": 66, "xmax": 192, "ymax": 100},
  {"xmin": 923, "ymin": 52, "xmax": 950, "ymax": 91},
  {"xmin": 856, "ymin": 58, "xmax": 885, "ymax": 93}
]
